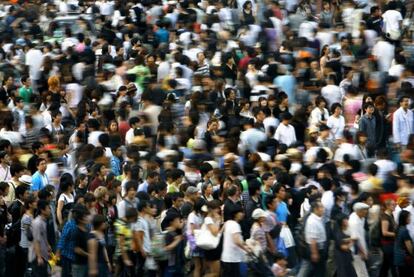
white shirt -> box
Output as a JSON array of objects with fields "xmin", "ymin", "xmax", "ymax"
[
  {"xmin": 305, "ymin": 213, "xmax": 327, "ymax": 246},
  {"xmin": 0, "ymin": 165, "xmax": 11, "ymax": 181},
  {"xmin": 382, "ymin": 10, "xmax": 402, "ymax": 34},
  {"xmin": 157, "ymin": 61, "xmax": 170, "ymax": 82},
  {"xmin": 88, "ymin": 131, "xmax": 105, "ymax": 147},
  {"xmin": 298, "ymin": 20, "xmax": 318, "ymax": 40},
  {"xmin": 25, "ymin": 49, "xmax": 44, "ymax": 81},
  {"xmin": 374, "ymin": 159, "xmax": 396, "ymax": 181},
  {"xmin": 125, "ymin": 128, "xmax": 135, "ymax": 145},
  {"xmin": 321, "ymin": 85, "xmax": 342, "ymax": 109},
  {"xmin": 274, "ymin": 123, "xmax": 297, "ymax": 146},
  {"xmin": 349, "ymin": 212, "xmax": 367, "ymax": 253},
  {"xmin": 326, "ymin": 115, "xmax": 345, "ymax": 140},
  {"xmin": 263, "ymin": 116, "xmax": 279, "ymax": 133},
  {"xmin": 321, "ymin": 190, "xmax": 334, "ymax": 220},
  {"xmin": 334, "ymin": 143, "xmax": 359, "ymax": 162},
  {"xmin": 221, "ymin": 220, "xmax": 245, "ymax": 263},
  {"xmin": 309, "ymin": 108, "xmax": 329, "ymax": 127},
  {"xmin": 373, "ymin": 40, "xmax": 395, "ymax": 72},
  {"xmin": 388, "ymin": 64, "xmax": 404, "ymax": 78}
]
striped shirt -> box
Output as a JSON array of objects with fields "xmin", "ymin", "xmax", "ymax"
[{"xmin": 114, "ymin": 219, "xmax": 133, "ymax": 258}]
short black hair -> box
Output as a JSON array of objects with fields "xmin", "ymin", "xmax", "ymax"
[
  {"xmin": 37, "ymin": 199, "xmax": 49, "ymax": 212},
  {"xmin": 15, "ymin": 185, "xmax": 28, "ymax": 199}
]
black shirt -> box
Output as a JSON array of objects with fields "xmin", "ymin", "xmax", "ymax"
[{"xmin": 74, "ymin": 227, "xmax": 88, "ymax": 265}]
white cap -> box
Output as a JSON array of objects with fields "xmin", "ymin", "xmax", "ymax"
[
  {"xmin": 19, "ymin": 175, "xmax": 32, "ymax": 186},
  {"xmin": 252, "ymin": 208, "xmax": 266, "ymax": 219},
  {"xmin": 353, "ymin": 202, "xmax": 370, "ymax": 211}
]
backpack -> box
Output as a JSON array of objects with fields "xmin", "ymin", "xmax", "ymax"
[{"xmin": 61, "ymin": 194, "xmax": 74, "ymax": 224}]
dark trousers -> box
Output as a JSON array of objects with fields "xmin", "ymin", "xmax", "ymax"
[
  {"xmin": 32, "ymin": 259, "xmax": 48, "ymax": 277},
  {"xmin": 309, "ymin": 249, "xmax": 327, "ymax": 277},
  {"xmin": 61, "ymin": 256, "xmax": 73, "ymax": 277},
  {"xmin": 16, "ymin": 247, "xmax": 29, "ymax": 277},
  {"xmin": 136, "ymin": 252, "xmax": 146, "ymax": 276},
  {"xmin": 0, "ymin": 245, "xmax": 5, "ymax": 277},
  {"xmin": 5, "ymin": 245, "xmax": 18, "ymax": 276},
  {"xmin": 221, "ymin": 262, "xmax": 240, "ymax": 277},
  {"xmin": 380, "ymin": 243, "xmax": 397, "ymax": 277},
  {"xmin": 397, "ymin": 265, "xmax": 412, "ymax": 277}
]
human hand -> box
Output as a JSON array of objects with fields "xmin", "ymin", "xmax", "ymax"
[{"xmin": 311, "ymin": 252, "xmax": 319, "ymax": 263}]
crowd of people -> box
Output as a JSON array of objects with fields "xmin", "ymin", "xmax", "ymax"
[{"xmin": 0, "ymin": 0, "xmax": 413, "ymax": 276}]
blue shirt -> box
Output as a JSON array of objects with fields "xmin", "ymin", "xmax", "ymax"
[
  {"xmin": 155, "ymin": 28, "xmax": 169, "ymax": 44},
  {"xmin": 111, "ymin": 156, "xmax": 121, "ymax": 176},
  {"xmin": 31, "ymin": 171, "xmax": 49, "ymax": 192},
  {"xmin": 276, "ymin": 201, "xmax": 289, "ymax": 223},
  {"xmin": 57, "ymin": 219, "xmax": 77, "ymax": 261},
  {"xmin": 138, "ymin": 181, "xmax": 149, "ymax": 193}
]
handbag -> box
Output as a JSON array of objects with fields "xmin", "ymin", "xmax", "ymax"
[
  {"xmin": 194, "ymin": 224, "xmax": 221, "ymax": 250},
  {"xmin": 280, "ymin": 225, "xmax": 295, "ymax": 248}
]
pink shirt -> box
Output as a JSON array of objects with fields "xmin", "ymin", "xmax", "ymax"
[{"xmin": 343, "ymin": 96, "xmax": 362, "ymax": 127}]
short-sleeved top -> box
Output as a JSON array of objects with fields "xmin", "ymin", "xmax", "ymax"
[
  {"xmin": 165, "ymin": 230, "xmax": 178, "ymax": 266},
  {"xmin": 74, "ymin": 227, "xmax": 88, "ymax": 265},
  {"xmin": 380, "ymin": 212, "xmax": 396, "ymax": 242},
  {"xmin": 186, "ymin": 212, "xmax": 203, "ymax": 234},
  {"xmin": 394, "ymin": 226, "xmax": 412, "ymax": 266},
  {"xmin": 250, "ymin": 223, "xmax": 267, "ymax": 251},
  {"xmin": 20, "ymin": 213, "xmax": 33, "ymax": 248},
  {"xmin": 29, "ymin": 216, "xmax": 49, "ymax": 262},
  {"xmin": 275, "ymin": 201, "xmax": 289, "ymax": 223},
  {"xmin": 221, "ymin": 220, "xmax": 244, "ymax": 263},
  {"xmin": 133, "ymin": 216, "xmax": 151, "ymax": 253},
  {"xmin": 114, "ymin": 219, "xmax": 133, "ymax": 258},
  {"xmin": 88, "ymin": 232, "xmax": 106, "ymax": 264}
]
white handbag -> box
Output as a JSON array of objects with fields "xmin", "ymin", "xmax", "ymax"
[{"xmin": 194, "ymin": 224, "xmax": 221, "ymax": 250}]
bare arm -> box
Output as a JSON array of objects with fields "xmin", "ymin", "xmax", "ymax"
[
  {"xmin": 381, "ymin": 220, "xmax": 395, "ymax": 238},
  {"xmin": 232, "ymin": 232, "xmax": 250, "ymax": 252},
  {"xmin": 56, "ymin": 199, "xmax": 64, "ymax": 226}
]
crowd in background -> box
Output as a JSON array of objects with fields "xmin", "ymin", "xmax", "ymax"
[{"xmin": 0, "ymin": 0, "xmax": 413, "ymax": 276}]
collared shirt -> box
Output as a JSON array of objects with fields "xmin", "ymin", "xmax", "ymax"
[
  {"xmin": 0, "ymin": 165, "xmax": 10, "ymax": 182},
  {"xmin": 274, "ymin": 123, "xmax": 297, "ymax": 147},
  {"xmin": 392, "ymin": 107, "xmax": 414, "ymax": 146},
  {"xmin": 305, "ymin": 213, "xmax": 327, "ymax": 248},
  {"xmin": 349, "ymin": 212, "xmax": 367, "ymax": 254},
  {"xmin": 57, "ymin": 219, "xmax": 77, "ymax": 261}
]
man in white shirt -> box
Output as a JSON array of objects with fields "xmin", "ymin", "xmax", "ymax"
[
  {"xmin": 25, "ymin": 44, "xmax": 43, "ymax": 87},
  {"xmin": 392, "ymin": 96, "xmax": 414, "ymax": 148},
  {"xmin": 0, "ymin": 151, "xmax": 11, "ymax": 182},
  {"xmin": 274, "ymin": 113, "xmax": 297, "ymax": 147},
  {"xmin": 382, "ymin": 1, "xmax": 402, "ymax": 39},
  {"xmin": 125, "ymin": 117, "xmax": 141, "ymax": 146},
  {"xmin": 372, "ymin": 37, "xmax": 395, "ymax": 72},
  {"xmin": 157, "ymin": 52, "xmax": 170, "ymax": 83},
  {"xmin": 349, "ymin": 202, "xmax": 370, "ymax": 277},
  {"xmin": 240, "ymin": 118, "xmax": 267, "ymax": 153},
  {"xmin": 299, "ymin": 201, "xmax": 327, "ymax": 277},
  {"xmin": 321, "ymin": 74, "xmax": 342, "ymax": 109}
]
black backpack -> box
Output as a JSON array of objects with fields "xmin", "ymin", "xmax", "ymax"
[{"xmin": 61, "ymin": 194, "xmax": 74, "ymax": 225}]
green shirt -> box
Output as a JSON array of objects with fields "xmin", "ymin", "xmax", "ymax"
[
  {"xmin": 19, "ymin": 86, "xmax": 33, "ymax": 103},
  {"xmin": 127, "ymin": 65, "xmax": 150, "ymax": 91}
]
